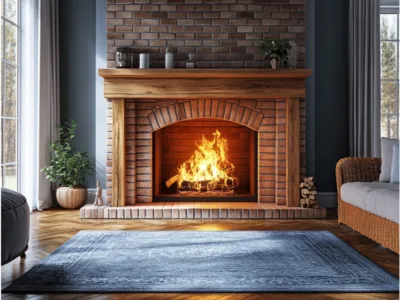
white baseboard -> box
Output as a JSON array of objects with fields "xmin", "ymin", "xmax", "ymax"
[{"xmin": 318, "ymin": 193, "xmax": 337, "ymax": 208}]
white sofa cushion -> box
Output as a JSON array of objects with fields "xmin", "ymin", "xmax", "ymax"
[
  {"xmin": 390, "ymin": 143, "xmax": 399, "ymax": 183},
  {"xmin": 365, "ymin": 187, "xmax": 399, "ymax": 223},
  {"xmin": 379, "ymin": 138, "xmax": 398, "ymax": 182},
  {"xmin": 341, "ymin": 182, "xmax": 399, "ymax": 223}
]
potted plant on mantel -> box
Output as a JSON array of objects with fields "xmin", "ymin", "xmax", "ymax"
[
  {"xmin": 261, "ymin": 39, "xmax": 292, "ymax": 69},
  {"xmin": 42, "ymin": 120, "xmax": 93, "ymax": 209}
]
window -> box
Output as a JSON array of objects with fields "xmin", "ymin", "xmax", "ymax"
[
  {"xmin": 1, "ymin": 0, "xmax": 20, "ymax": 190},
  {"xmin": 380, "ymin": 0, "xmax": 400, "ymax": 138}
]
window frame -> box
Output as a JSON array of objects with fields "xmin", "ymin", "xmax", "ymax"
[
  {"xmin": 380, "ymin": 1, "xmax": 400, "ymax": 139},
  {"xmin": 1, "ymin": 0, "xmax": 21, "ymax": 191}
]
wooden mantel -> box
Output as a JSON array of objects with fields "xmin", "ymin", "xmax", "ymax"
[
  {"xmin": 99, "ymin": 68, "xmax": 311, "ymax": 79},
  {"xmin": 99, "ymin": 68, "xmax": 311, "ymax": 99},
  {"xmin": 98, "ymin": 68, "xmax": 312, "ymax": 208}
]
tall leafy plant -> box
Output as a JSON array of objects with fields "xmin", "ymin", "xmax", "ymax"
[
  {"xmin": 42, "ymin": 120, "xmax": 93, "ymax": 188},
  {"xmin": 261, "ymin": 39, "xmax": 292, "ymax": 65}
]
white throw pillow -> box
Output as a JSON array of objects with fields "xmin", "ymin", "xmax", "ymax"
[
  {"xmin": 379, "ymin": 138, "xmax": 399, "ymax": 182},
  {"xmin": 390, "ymin": 143, "xmax": 399, "ymax": 184}
]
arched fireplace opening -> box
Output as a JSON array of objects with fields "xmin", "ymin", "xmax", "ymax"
[{"xmin": 153, "ymin": 119, "xmax": 257, "ymax": 202}]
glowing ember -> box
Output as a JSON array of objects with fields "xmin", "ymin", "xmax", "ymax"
[{"xmin": 165, "ymin": 130, "xmax": 238, "ymax": 194}]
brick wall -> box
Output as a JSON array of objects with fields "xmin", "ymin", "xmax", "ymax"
[{"xmin": 106, "ymin": 0, "xmax": 306, "ymax": 68}]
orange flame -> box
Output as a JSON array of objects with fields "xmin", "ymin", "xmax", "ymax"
[{"xmin": 177, "ymin": 130, "xmax": 235, "ymax": 191}]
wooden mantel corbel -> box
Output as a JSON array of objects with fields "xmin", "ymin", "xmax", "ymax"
[{"xmin": 98, "ymin": 69, "xmax": 312, "ymax": 207}]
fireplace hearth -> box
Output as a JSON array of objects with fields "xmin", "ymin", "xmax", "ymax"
[{"xmin": 79, "ymin": 68, "xmax": 326, "ymax": 220}]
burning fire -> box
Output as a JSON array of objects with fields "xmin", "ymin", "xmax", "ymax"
[{"xmin": 174, "ymin": 130, "xmax": 237, "ymax": 193}]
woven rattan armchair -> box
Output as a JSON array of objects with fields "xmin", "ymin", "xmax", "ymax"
[{"xmin": 336, "ymin": 157, "xmax": 399, "ymax": 253}]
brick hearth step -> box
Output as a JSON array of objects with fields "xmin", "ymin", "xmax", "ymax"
[{"xmin": 80, "ymin": 202, "xmax": 326, "ymax": 219}]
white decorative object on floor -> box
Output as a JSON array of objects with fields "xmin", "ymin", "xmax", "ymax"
[{"xmin": 94, "ymin": 180, "xmax": 103, "ymax": 206}]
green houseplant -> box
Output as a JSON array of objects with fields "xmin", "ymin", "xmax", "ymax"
[
  {"xmin": 261, "ymin": 39, "xmax": 292, "ymax": 69},
  {"xmin": 42, "ymin": 120, "xmax": 93, "ymax": 209}
]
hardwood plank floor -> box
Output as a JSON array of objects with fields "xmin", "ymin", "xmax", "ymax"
[{"xmin": 1, "ymin": 208, "xmax": 399, "ymax": 300}]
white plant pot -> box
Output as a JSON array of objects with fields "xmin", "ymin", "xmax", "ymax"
[
  {"xmin": 270, "ymin": 58, "xmax": 280, "ymax": 69},
  {"xmin": 56, "ymin": 187, "xmax": 87, "ymax": 209}
]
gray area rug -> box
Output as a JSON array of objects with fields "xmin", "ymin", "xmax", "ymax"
[{"xmin": 4, "ymin": 231, "xmax": 399, "ymax": 293}]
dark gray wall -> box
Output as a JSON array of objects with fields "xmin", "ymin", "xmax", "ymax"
[
  {"xmin": 313, "ymin": 0, "xmax": 350, "ymax": 193},
  {"xmin": 306, "ymin": 0, "xmax": 316, "ymax": 178},
  {"xmin": 96, "ymin": 0, "xmax": 108, "ymax": 190},
  {"xmin": 59, "ymin": 0, "xmax": 97, "ymax": 188}
]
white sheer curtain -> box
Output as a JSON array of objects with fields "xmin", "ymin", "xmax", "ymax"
[{"xmin": 20, "ymin": 0, "xmax": 59, "ymax": 211}]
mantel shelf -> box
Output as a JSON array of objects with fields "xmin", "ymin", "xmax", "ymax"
[
  {"xmin": 98, "ymin": 68, "xmax": 312, "ymax": 80},
  {"xmin": 99, "ymin": 68, "xmax": 312, "ymax": 100}
]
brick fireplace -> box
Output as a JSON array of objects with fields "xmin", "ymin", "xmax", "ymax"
[
  {"xmin": 80, "ymin": 68, "xmax": 327, "ymax": 219},
  {"xmin": 105, "ymin": 68, "xmax": 309, "ymax": 204}
]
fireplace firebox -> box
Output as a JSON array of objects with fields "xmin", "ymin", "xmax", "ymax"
[{"xmin": 153, "ymin": 119, "xmax": 258, "ymax": 202}]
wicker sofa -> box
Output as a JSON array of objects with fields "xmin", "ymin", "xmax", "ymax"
[{"xmin": 336, "ymin": 157, "xmax": 399, "ymax": 253}]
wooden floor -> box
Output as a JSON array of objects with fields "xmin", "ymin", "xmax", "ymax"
[{"xmin": 1, "ymin": 208, "xmax": 399, "ymax": 300}]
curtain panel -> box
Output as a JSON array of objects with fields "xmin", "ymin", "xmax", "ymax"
[
  {"xmin": 37, "ymin": 0, "xmax": 60, "ymax": 210},
  {"xmin": 349, "ymin": 0, "xmax": 381, "ymax": 157},
  {"xmin": 20, "ymin": 0, "xmax": 60, "ymax": 211}
]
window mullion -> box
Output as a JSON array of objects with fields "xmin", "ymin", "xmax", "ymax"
[
  {"xmin": 17, "ymin": 0, "xmax": 21, "ymax": 191},
  {"xmin": 1, "ymin": 11, "xmax": 7, "ymax": 187}
]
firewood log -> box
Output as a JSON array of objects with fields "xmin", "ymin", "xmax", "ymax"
[
  {"xmin": 178, "ymin": 177, "xmax": 239, "ymax": 192},
  {"xmin": 166, "ymin": 165, "xmax": 235, "ymax": 189},
  {"xmin": 165, "ymin": 174, "xmax": 179, "ymax": 188}
]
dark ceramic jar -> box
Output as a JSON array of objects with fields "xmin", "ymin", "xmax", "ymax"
[{"xmin": 115, "ymin": 47, "xmax": 133, "ymax": 68}]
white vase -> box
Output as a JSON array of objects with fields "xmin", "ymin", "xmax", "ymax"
[
  {"xmin": 165, "ymin": 52, "xmax": 174, "ymax": 69},
  {"xmin": 139, "ymin": 54, "xmax": 149, "ymax": 69},
  {"xmin": 270, "ymin": 58, "xmax": 280, "ymax": 69}
]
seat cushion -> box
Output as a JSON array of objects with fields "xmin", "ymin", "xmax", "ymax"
[
  {"xmin": 1, "ymin": 188, "xmax": 28, "ymax": 211},
  {"xmin": 341, "ymin": 182, "xmax": 399, "ymax": 224},
  {"xmin": 390, "ymin": 143, "xmax": 399, "ymax": 183},
  {"xmin": 379, "ymin": 138, "xmax": 398, "ymax": 182},
  {"xmin": 1, "ymin": 188, "xmax": 30, "ymax": 265}
]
